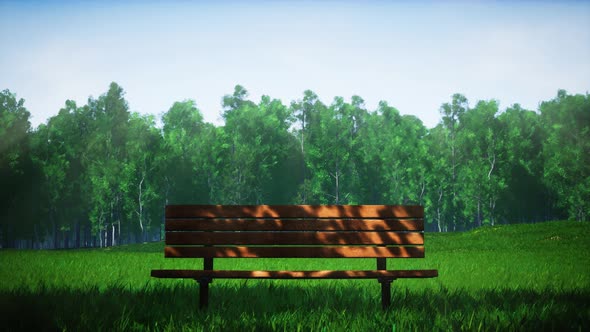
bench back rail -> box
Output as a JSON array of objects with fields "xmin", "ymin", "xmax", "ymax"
[{"xmin": 164, "ymin": 204, "xmax": 426, "ymax": 259}]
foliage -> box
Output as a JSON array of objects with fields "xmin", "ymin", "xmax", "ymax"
[
  {"xmin": 540, "ymin": 90, "xmax": 590, "ymax": 221},
  {"xmin": 0, "ymin": 84, "xmax": 589, "ymax": 247},
  {"xmin": 0, "ymin": 89, "xmax": 36, "ymax": 245}
]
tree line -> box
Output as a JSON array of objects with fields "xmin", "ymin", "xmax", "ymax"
[{"xmin": 1, "ymin": 83, "xmax": 588, "ymax": 248}]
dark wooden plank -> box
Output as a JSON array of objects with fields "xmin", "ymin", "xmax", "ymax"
[
  {"xmin": 164, "ymin": 246, "xmax": 425, "ymax": 258},
  {"xmin": 151, "ymin": 269, "xmax": 439, "ymax": 279},
  {"xmin": 166, "ymin": 205, "xmax": 424, "ymax": 219},
  {"xmin": 165, "ymin": 218, "xmax": 424, "ymax": 231},
  {"xmin": 166, "ymin": 231, "xmax": 424, "ymax": 245}
]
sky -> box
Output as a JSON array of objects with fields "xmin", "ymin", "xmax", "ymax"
[{"xmin": 1, "ymin": 1, "xmax": 589, "ymax": 129}]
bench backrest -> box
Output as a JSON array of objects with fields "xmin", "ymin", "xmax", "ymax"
[{"xmin": 164, "ymin": 205, "xmax": 426, "ymax": 259}]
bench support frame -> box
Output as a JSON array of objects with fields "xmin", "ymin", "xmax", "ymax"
[
  {"xmin": 197, "ymin": 278, "xmax": 211, "ymax": 308},
  {"xmin": 377, "ymin": 257, "xmax": 394, "ymax": 309},
  {"xmin": 192, "ymin": 257, "xmax": 401, "ymax": 309},
  {"xmin": 198, "ymin": 257, "xmax": 214, "ymax": 308},
  {"xmin": 152, "ymin": 204, "xmax": 438, "ymax": 310},
  {"xmin": 378, "ymin": 278, "xmax": 394, "ymax": 309}
]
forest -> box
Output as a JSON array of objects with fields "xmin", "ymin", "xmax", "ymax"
[{"xmin": 0, "ymin": 83, "xmax": 588, "ymax": 249}]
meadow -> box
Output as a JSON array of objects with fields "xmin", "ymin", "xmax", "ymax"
[{"xmin": 1, "ymin": 221, "xmax": 589, "ymax": 331}]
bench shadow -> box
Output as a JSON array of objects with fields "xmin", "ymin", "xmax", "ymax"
[{"xmin": 1, "ymin": 282, "xmax": 588, "ymax": 331}]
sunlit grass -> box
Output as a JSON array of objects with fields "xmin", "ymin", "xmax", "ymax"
[{"xmin": 1, "ymin": 221, "xmax": 589, "ymax": 331}]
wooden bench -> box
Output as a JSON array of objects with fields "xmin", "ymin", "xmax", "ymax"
[{"xmin": 151, "ymin": 205, "xmax": 438, "ymax": 309}]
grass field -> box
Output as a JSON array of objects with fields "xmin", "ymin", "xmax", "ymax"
[{"xmin": 1, "ymin": 221, "xmax": 589, "ymax": 331}]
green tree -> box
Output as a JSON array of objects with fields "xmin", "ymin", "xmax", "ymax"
[
  {"xmin": 290, "ymin": 90, "xmax": 322, "ymax": 203},
  {"xmin": 540, "ymin": 90, "xmax": 590, "ymax": 221},
  {"xmin": 437, "ymin": 93, "xmax": 468, "ymax": 230},
  {"xmin": 256, "ymin": 95, "xmax": 300, "ymax": 203},
  {"xmin": 354, "ymin": 105, "xmax": 388, "ymax": 204},
  {"xmin": 303, "ymin": 97, "xmax": 351, "ymax": 204},
  {"xmin": 84, "ymin": 82, "xmax": 131, "ymax": 247},
  {"xmin": 123, "ymin": 113, "xmax": 164, "ymax": 242},
  {"xmin": 31, "ymin": 100, "xmax": 90, "ymax": 248},
  {"xmin": 220, "ymin": 87, "xmax": 298, "ymax": 203},
  {"xmin": 424, "ymin": 124, "xmax": 451, "ymax": 231},
  {"xmin": 0, "ymin": 90, "xmax": 35, "ymax": 247},
  {"xmin": 161, "ymin": 100, "xmax": 208, "ymax": 205},
  {"xmin": 458, "ymin": 100, "xmax": 506, "ymax": 227},
  {"xmin": 222, "ymin": 84, "xmax": 252, "ymax": 115},
  {"xmin": 497, "ymin": 104, "xmax": 547, "ymax": 222},
  {"xmin": 357, "ymin": 101, "xmax": 428, "ymax": 206}
]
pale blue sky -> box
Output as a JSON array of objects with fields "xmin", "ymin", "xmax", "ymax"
[{"xmin": 1, "ymin": 1, "xmax": 589, "ymax": 129}]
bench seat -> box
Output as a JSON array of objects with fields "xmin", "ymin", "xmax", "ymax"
[{"xmin": 151, "ymin": 269, "xmax": 439, "ymax": 279}]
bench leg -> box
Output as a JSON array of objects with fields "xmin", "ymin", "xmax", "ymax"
[
  {"xmin": 378, "ymin": 278, "xmax": 394, "ymax": 310},
  {"xmin": 197, "ymin": 278, "xmax": 211, "ymax": 309}
]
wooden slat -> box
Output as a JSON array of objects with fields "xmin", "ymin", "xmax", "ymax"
[
  {"xmin": 151, "ymin": 269, "xmax": 439, "ymax": 279},
  {"xmin": 164, "ymin": 246, "xmax": 425, "ymax": 258},
  {"xmin": 166, "ymin": 205, "xmax": 424, "ymax": 219},
  {"xmin": 166, "ymin": 231, "xmax": 424, "ymax": 245},
  {"xmin": 165, "ymin": 218, "xmax": 424, "ymax": 231}
]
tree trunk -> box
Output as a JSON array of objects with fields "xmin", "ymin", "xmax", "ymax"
[
  {"xmin": 451, "ymin": 139, "xmax": 457, "ymax": 232},
  {"xmin": 490, "ymin": 197, "xmax": 496, "ymax": 226},
  {"xmin": 127, "ymin": 219, "xmax": 131, "ymax": 245},
  {"xmin": 64, "ymin": 230, "xmax": 69, "ymax": 249},
  {"xmin": 477, "ymin": 198, "xmax": 481, "ymax": 227},
  {"xmin": 52, "ymin": 218, "xmax": 58, "ymax": 249},
  {"xmin": 137, "ymin": 176, "xmax": 145, "ymax": 241},
  {"xmin": 75, "ymin": 221, "xmax": 81, "ymax": 249},
  {"xmin": 419, "ymin": 179, "xmax": 426, "ymax": 205},
  {"xmin": 437, "ymin": 186, "xmax": 443, "ymax": 232},
  {"xmin": 335, "ymin": 169, "xmax": 340, "ymax": 204},
  {"xmin": 33, "ymin": 223, "xmax": 38, "ymax": 249}
]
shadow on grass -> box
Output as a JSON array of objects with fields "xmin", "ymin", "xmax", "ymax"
[{"xmin": 1, "ymin": 282, "xmax": 589, "ymax": 331}]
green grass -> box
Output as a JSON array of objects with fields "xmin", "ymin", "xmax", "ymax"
[{"xmin": 1, "ymin": 221, "xmax": 589, "ymax": 331}]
